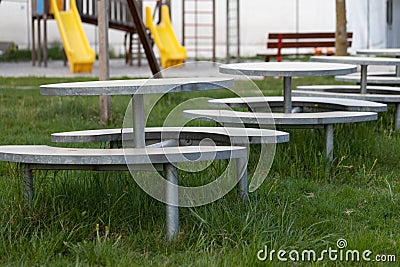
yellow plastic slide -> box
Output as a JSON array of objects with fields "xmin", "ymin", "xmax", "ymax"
[
  {"xmin": 145, "ymin": 5, "xmax": 186, "ymax": 69},
  {"xmin": 50, "ymin": 0, "xmax": 95, "ymax": 73}
]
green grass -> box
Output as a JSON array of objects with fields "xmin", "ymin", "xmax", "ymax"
[{"xmin": 0, "ymin": 76, "xmax": 399, "ymax": 266}]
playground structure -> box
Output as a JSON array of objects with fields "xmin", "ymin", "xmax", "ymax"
[
  {"xmin": 146, "ymin": 5, "xmax": 186, "ymax": 68},
  {"xmin": 181, "ymin": 0, "xmax": 240, "ymax": 62},
  {"xmin": 31, "ymin": 0, "xmax": 160, "ymax": 74},
  {"xmin": 50, "ymin": 0, "xmax": 95, "ymax": 73},
  {"xmin": 30, "ymin": 0, "xmax": 240, "ymax": 73}
]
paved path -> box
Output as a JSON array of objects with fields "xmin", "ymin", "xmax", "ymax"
[
  {"xmin": 0, "ymin": 59, "xmax": 223, "ymax": 78},
  {"xmin": 0, "ymin": 59, "xmax": 396, "ymax": 78}
]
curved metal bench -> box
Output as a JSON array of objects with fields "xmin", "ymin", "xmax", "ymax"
[
  {"xmin": 294, "ymin": 85, "xmax": 400, "ymax": 129},
  {"xmin": 335, "ymin": 74, "xmax": 400, "ymax": 85},
  {"xmin": 183, "ymin": 109, "xmax": 377, "ymax": 162},
  {"xmin": 0, "ymin": 144, "xmax": 247, "ymax": 240},
  {"xmin": 208, "ymin": 96, "xmax": 387, "ymax": 113},
  {"xmin": 51, "ymin": 126, "xmax": 290, "ymax": 146}
]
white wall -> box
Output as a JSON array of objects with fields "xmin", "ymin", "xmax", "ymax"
[
  {"xmin": 346, "ymin": 0, "xmax": 386, "ymax": 53},
  {"xmin": 0, "ymin": 0, "xmax": 389, "ymax": 59},
  {"xmin": 0, "ymin": 1, "xmax": 30, "ymax": 46},
  {"xmin": 169, "ymin": 0, "xmax": 337, "ymax": 58},
  {"xmin": 237, "ymin": 0, "xmax": 336, "ymax": 57}
]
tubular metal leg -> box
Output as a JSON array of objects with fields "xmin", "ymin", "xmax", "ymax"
[
  {"xmin": 236, "ymin": 157, "xmax": 249, "ymax": 201},
  {"xmin": 283, "ymin": 77, "xmax": 292, "ymax": 113},
  {"xmin": 21, "ymin": 164, "xmax": 34, "ymax": 202},
  {"xmin": 395, "ymin": 103, "xmax": 400, "ymax": 130},
  {"xmin": 132, "ymin": 94, "xmax": 145, "ymax": 148},
  {"xmin": 325, "ymin": 124, "xmax": 334, "ymax": 162},
  {"xmin": 360, "ymin": 65, "xmax": 368, "ymax": 94},
  {"xmin": 165, "ymin": 163, "xmax": 179, "ymax": 241}
]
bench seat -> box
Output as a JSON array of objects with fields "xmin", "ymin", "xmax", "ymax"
[
  {"xmin": 296, "ymin": 85, "xmax": 400, "ymax": 95},
  {"xmin": 51, "ymin": 126, "xmax": 289, "ymax": 145},
  {"xmin": 183, "ymin": 110, "xmax": 377, "ymax": 127},
  {"xmin": 294, "ymin": 85, "xmax": 400, "ymax": 129},
  {"xmin": 0, "ymin": 145, "xmax": 246, "ymax": 167},
  {"xmin": 208, "ymin": 96, "xmax": 387, "ymax": 112},
  {"xmin": 335, "ymin": 74, "xmax": 400, "ymax": 85},
  {"xmin": 183, "ymin": 109, "xmax": 377, "ymax": 161}
]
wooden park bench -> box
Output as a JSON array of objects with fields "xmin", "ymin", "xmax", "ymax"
[{"xmin": 257, "ymin": 32, "xmax": 353, "ymax": 62}]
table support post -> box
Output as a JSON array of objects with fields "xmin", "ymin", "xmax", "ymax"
[
  {"xmin": 165, "ymin": 163, "xmax": 179, "ymax": 241},
  {"xmin": 396, "ymin": 67, "xmax": 400, "ymax": 77},
  {"xmin": 132, "ymin": 94, "xmax": 145, "ymax": 148},
  {"xmin": 395, "ymin": 103, "xmax": 400, "ymax": 130},
  {"xmin": 236, "ymin": 156, "xmax": 249, "ymax": 201},
  {"xmin": 283, "ymin": 77, "xmax": 292, "ymax": 113},
  {"xmin": 21, "ymin": 164, "xmax": 34, "ymax": 203},
  {"xmin": 325, "ymin": 124, "xmax": 334, "ymax": 162},
  {"xmin": 360, "ymin": 65, "xmax": 368, "ymax": 94}
]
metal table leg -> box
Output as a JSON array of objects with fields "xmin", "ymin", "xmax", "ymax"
[
  {"xmin": 21, "ymin": 164, "xmax": 34, "ymax": 203},
  {"xmin": 236, "ymin": 156, "xmax": 249, "ymax": 201},
  {"xmin": 165, "ymin": 163, "xmax": 179, "ymax": 241},
  {"xmin": 325, "ymin": 124, "xmax": 334, "ymax": 162},
  {"xmin": 132, "ymin": 94, "xmax": 145, "ymax": 148},
  {"xmin": 283, "ymin": 76, "xmax": 292, "ymax": 113},
  {"xmin": 360, "ymin": 65, "xmax": 368, "ymax": 94},
  {"xmin": 395, "ymin": 103, "xmax": 400, "ymax": 130}
]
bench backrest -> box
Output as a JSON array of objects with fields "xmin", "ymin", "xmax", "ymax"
[{"xmin": 267, "ymin": 32, "xmax": 353, "ymax": 49}]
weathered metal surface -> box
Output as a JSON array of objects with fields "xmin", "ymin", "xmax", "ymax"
[
  {"xmin": 209, "ymin": 96, "xmax": 387, "ymax": 112},
  {"xmin": 40, "ymin": 77, "xmax": 234, "ymax": 96},
  {"xmin": 51, "ymin": 127, "xmax": 290, "ymax": 145},
  {"xmin": 219, "ymin": 62, "xmax": 357, "ymax": 77},
  {"xmin": 0, "ymin": 145, "xmax": 246, "ymax": 165},
  {"xmin": 183, "ymin": 110, "xmax": 377, "ymax": 126}
]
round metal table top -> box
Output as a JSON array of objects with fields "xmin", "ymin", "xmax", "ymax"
[
  {"xmin": 311, "ymin": 55, "xmax": 400, "ymax": 66},
  {"xmin": 219, "ymin": 62, "xmax": 357, "ymax": 77},
  {"xmin": 40, "ymin": 77, "xmax": 234, "ymax": 96},
  {"xmin": 357, "ymin": 48, "xmax": 400, "ymax": 56}
]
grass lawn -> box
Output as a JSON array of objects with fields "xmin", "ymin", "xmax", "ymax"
[{"xmin": 0, "ymin": 76, "xmax": 399, "ymax": 266}]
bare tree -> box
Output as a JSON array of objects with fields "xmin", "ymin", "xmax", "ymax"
[{"xmin": 335, "ymin": 0, "xmax": 348, "ymax": 55}]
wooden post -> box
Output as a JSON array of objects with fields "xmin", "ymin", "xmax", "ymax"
[
  {"xmin": 38, "ymin": 16, "xmax": 42, "ymax": 67},
  {"xmin": 98, "ymin": 0, "xmax": 111, "ymax": 123},
  {"xmin": 44, "ymin": 14, "xmax": 48, "ymax": 67},
  {"xmin": 126, "ymin": 0, "xmax": 161, "ymax": 77},
  {"xmin": 32, "ymin": 16, "xmax": 36, "ymax": 66},
  {"xmin": 335, "ymin": 0, "xmax": 348, "ymax": 56}
]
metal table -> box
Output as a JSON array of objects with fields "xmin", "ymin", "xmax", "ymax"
[
  {"xmin": 216, "ymin": 62, "xmax": 375, "ymax": 162},
  {"xmin": 310, "ymin": 56, "xmax": 400, "ymax": 94},
  {"xmin": 40, "ymin": 77, "xmax": 235, "ymax": 240},
  {"xmin": 41, "ymin": 77, "xmax": 233, "ymax": 148},
  {"xmin": 219, "ymin": 62, "xmax": 356, "ymax": 113},
  {"xmin": 357, "ymin": 48, "xmax": 400, "ymax": 77}
]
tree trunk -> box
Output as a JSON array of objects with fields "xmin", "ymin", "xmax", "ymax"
[{"xmin": 335, "ymin": 0, "xmax": 348, "ymax": 56}]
